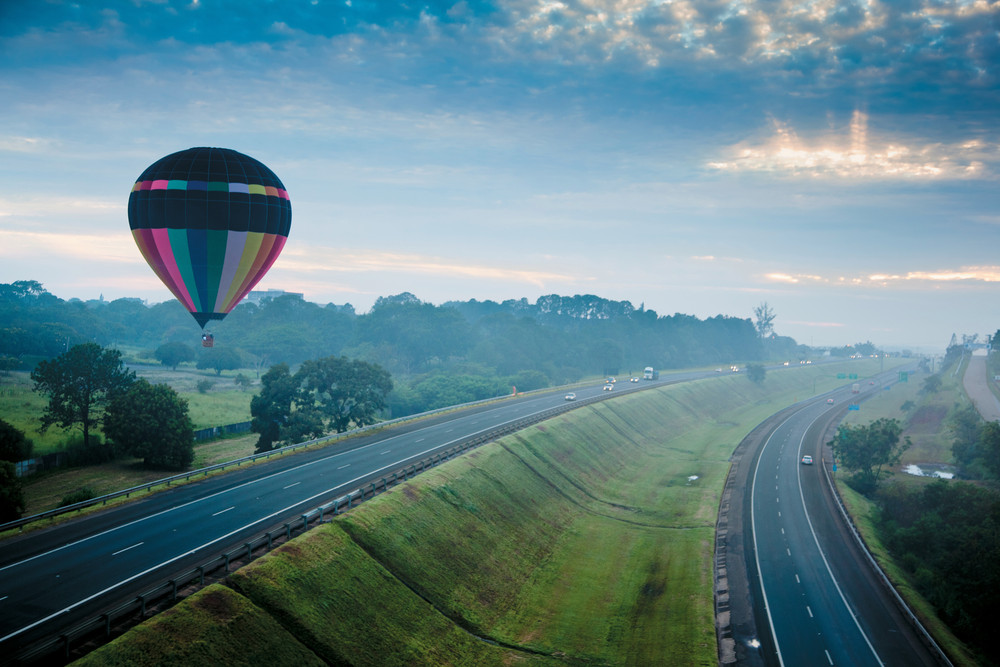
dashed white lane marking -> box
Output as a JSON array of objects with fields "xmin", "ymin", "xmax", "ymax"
[
  {"xmin": 112, "ymin": 542, "xmax": 144, "ymax": 556},
  {"xmin": 212, "ymin": 507, "xmax": 234, "ymax": 517},
  {"xmin": 283, "ymin": 482, "xmax": 301, "ymax": 490}
]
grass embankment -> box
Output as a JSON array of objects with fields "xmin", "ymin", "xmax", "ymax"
[
  {"xmin": 835, "ymin": 363, "xmax": 981, "ymax": 666},
  {"xmin": 79, "ymin": 360, "xmax": 894, "ymax": 666}
]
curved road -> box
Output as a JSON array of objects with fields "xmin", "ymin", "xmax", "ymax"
[{"xmin": 745, "ymin": 371, "xmax": 941, "ymax": 666}]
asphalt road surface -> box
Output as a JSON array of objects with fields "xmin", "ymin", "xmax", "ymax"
[{"xmin": 746, "ymin": 373, "xmax": 942, "ymax": 666}]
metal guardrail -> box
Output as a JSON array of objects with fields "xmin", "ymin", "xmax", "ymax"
[{"xmin": 3, "ymin": 386, "xmax": 625, "ymax": 664}]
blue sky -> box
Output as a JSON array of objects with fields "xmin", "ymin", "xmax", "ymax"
[{"xmin": 1, "ymin": 0, "xmax": 998, "ymax": 350}]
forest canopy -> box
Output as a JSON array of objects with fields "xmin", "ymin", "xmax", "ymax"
[{"xmin": 1, "ymin": 282, "xmax": 820, "ymax": 415}]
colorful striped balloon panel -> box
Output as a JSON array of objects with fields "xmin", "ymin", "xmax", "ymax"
[{"xmin": 128, "ymin": 147, "xmax": 291, "ymax": 328}]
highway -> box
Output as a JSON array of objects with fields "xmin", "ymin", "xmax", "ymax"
[
  {"xmin": 0, "ymin": 370, "xmax": 707, "ymax": 657},
  {"xmin": 747, "ymin": 371, "xmax": 941, "ymax": 666},
  {"xmin": 0, "ymin": 362, "xmax": 943, "ymax": 666}
]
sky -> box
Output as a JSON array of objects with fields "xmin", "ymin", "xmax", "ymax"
[{"xmin": 1, "ymin": 0, "xmax": 998, "ymax": 351}]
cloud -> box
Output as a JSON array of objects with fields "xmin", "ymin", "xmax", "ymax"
[
  {"xmin": 763, "ymin": 265, "xmax": 1000, "ymax": 286},
  {"xmin": 708, "ymin": 111, "xmax": 996, "ymax": 179},
  {"xmin": 0, "ymin": 230, "xmax": 139, "ymax": 263},
  {"xmin": 0, "ymin": 136, "xmax": 52, "ymax": 153},
  {"xmin": 0, "ymin": 196, "xmax": 123, "ymax": 219},
  {"xmin": 279, "ymin": 245, "xmax": 578, "ymax": 287},
  {"xmin": 869, "ymin": 267, "xmax": 1000, "ymax": 283}
]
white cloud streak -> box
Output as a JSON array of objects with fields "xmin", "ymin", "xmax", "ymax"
[{"xmin": 709, "ymin": 111, "xmax": 996, "ymax": 179}]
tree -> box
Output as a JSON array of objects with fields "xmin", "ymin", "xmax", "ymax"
[
  {"xmin": 753, "ymin": 302, "xmax": 776, "ymax": 339},
  {"xmin": 0, "ymin": 419, "xmax": 30, "ymax": 523},
  {"xmin": 154, "ymin": 341, "xmax": 194, "ymax": 370},
  {"xmin": 31, "ymin": 343, "xmax": 135, "ymax": 449},
  {"xmin": 746, "ymin": 362, "xmax": 766, "ymax": 386},
  {"xmin": 250, "ymin": 363, "xmax": 299, "ymax": 453},
  {"xmin": 297, "ymin": 356, "xmax": 393, "ymax": 433},
  {"xmin": 829, "ymin": 418, "xmax": 910, "ymax": 493},
  {"xmin": 980, "ymin": 421, "xmax": 1000, "ymax": 480},
  {"xmin": 197, "ymin": 347, "xmax": 243, "ymax": 376},
  {"xmin": 104, "ymin": 379, "xmax": 194, "ymax": 469},
  {"xmin": 950, "ymin": 404, "xmax": 983, "ymax": 470},
  {"xmin": 0, "ymin": 419, "xmax": 33, "ymax": 463},
  {"xmin": 234, "ymin": 373, "xmax": 252, "ymax": 392},
  {"xmin": 921, "ymin": 374, "xmax": 943, "ymax": 394},
  {"xmin": 0, "ymin": 461, "xmax": 25, "ymax": 522}
]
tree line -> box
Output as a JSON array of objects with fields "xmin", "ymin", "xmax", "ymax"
[{"xmin": 1, "ymin": 281, "xmax": 822, "ymax": 415}]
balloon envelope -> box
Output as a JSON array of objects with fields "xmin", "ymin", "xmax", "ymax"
[{"xmin": 128, "ymin": 147, "xmax": 291, "ymax": 328}]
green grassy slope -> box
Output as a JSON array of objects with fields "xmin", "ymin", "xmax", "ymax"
[
  {"xmin": 73, "ymin": 585, "xmax": 323, "ymax": 667},
  {"xmin": 78, "ymin": 360, "xmax": 898, "ymax": 666}
]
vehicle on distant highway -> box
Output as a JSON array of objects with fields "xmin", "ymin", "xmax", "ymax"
[
  {"xmin": 801, "ymin": 455, "xmax": 813, "ymax": 465},
  {"xmin": 826, "ymin": 398, "xmax": 834, "ymax": 404},
  {"xmin": 603, "ymin": 384, "xmax": 614, "ymax": 391},
  {"xmin": 643, "ymin": 367, "xmax": 659, "ymax": 380},
  {"xmin": 852, "ymin": 383, "xmax": 861, "ymax": 394},
  {"xmin": 565, "ymin": 393, "xmax": 576, "ymax": 401},
  {"xmin": 606, "ymin": 377, "xmax": 616, "ymax": 384},
  {"xmin": 629, "ymin": 377, "xmax": 639, "ymax": 383}
]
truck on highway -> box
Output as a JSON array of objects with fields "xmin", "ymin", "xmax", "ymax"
[
  {"xmin": 852, "ymin": 383, "xmax": 860, "ymax": 394},
  {"xmin": 643, "ymin": 367, "xmax": 659, "ymax": 380}
]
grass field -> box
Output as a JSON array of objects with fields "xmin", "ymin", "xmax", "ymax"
[
  {"xmin": 80, "ymin": 358, "xmax": 901, "ymax": 666},
  {"xmin": 0, "ymin": 368, "xmax": 253, "ymax": 458},
  {"xmin": 841, "ymin": 363, "xmax": 959, "ymax": 473}
]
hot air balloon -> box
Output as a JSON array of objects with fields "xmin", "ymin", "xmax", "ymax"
[{"xmin": 128, "ymin": 148, "xmax": 291, "ymax": 339}]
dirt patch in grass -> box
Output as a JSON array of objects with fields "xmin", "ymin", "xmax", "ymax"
[{"xmin": 908, "ymin": 405, "xmax": 947, "ymax": 428}]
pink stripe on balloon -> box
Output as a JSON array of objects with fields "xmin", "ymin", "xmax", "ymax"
[
  {"xmin": 149, "ymin": 228, "xmax": 197, "ymax": 311},
  {"xmin": 150, "ymin": 180, "xmax": 169, "ymax": 190},
  {"xmin": 132, "ymin": 229, "xmax": 195, "ymax": 312}
]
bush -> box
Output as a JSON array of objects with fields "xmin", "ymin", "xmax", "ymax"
[
  {"xmin": 197, "ymin": 379, "xmax": 214, "ymax": 394},
  {"xmin": 59, "ymin": 486, "xmax": 96, "ymax": 508},
  {"xmin": 61, "ymin": 434, "xmax": 117, "ymax": 466}
]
